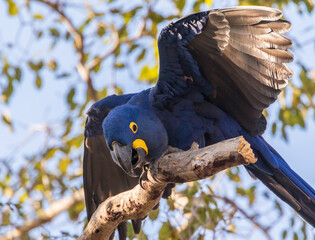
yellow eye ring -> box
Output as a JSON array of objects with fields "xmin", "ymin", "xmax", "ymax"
[{"xmin": 129, "ymin": 122, "xmax": 138, "ymax": 133}]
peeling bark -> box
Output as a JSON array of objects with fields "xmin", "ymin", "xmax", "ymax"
[{"xmin": 79, "ymin": 136, "xmax": 256, "ymax": 240}]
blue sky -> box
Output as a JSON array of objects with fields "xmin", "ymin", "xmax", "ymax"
[{"xmin": 0, "ymin": 0, "xmax": 315, "ymax": 239}]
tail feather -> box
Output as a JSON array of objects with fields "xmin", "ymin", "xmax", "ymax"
[
  {"xmin": 261, "ymin": 137, "xmax": 315, "ymax": 199},
  {"xmin": 245, "ymin": 136, "xmax": 315, "ymax": 227}
]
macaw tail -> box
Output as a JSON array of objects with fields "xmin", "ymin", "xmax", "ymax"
[{"xmin": 245, "ymin": 137, "xmax": 315, "ymax": 227}]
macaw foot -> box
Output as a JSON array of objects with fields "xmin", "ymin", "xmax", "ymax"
[
  {"xmin": 190, "ymin": 142, "xmax": 199, "ymax": 150},
  {"xmin": 162, "ymin": 183, "xmax": 175, "ymax": 199},
  {"xmin": 131, "ymin": 219, "xmax": 142, "ymax": 234},
  {"xmin": 138, "ymin": 164, "xmax": 150, "ymax": 189},
  {"xmin": 162, "ymin": 145, "xmax": 183, "ymax": 157}
]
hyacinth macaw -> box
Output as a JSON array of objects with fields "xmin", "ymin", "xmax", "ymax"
[{"xmin": 83, "ymin": 6, "xmax": 315, "ymax": 239}]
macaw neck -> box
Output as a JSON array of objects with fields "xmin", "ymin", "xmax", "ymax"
[
  {"xmin": 127, "ymin": 89, "xmax": 153, "ymax": 109},
  {"xmin": 124, "ymin": 89, "xmax": 169, "ymax": 161}
]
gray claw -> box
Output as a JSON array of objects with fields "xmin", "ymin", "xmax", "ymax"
[{"xmin": 139, "ymin": 165, "xmax": 149, "ymax": 189}]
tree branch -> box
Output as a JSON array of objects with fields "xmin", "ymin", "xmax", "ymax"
[
  {"xmin": 211, "ymin": 194, "xmax": 272, "ymax": 240},
  {"xmin": 34, "ymin": 0, "xmax": 98, "ymax": 101},
  {"xmin": 79, "ymin": 136, "xmax": 257, "ymax": 240},
  {"xmin": 2, "ymin": 189, "xmax": 84, "ymax": 240}
]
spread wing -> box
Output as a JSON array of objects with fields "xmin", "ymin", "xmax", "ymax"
[
  {"xmin": 153, "ymin": 6, "xmax": 293, "ymax": 135},
  {"xmin": 83, "ymin": 94, "xmax": 141, "ymax": 238}
]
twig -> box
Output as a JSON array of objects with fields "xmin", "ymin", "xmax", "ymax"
[
  {"xmin": 1, "ymin": 189, "xmax": 84, "ymax": 240},
  {"xmin": 33, "ymin": 0, "xmax": 98, "ymax": 101},
  {"xmin": 211, "ymin": 194, "xmax": 272, "ymax": 240},
  {"xmin": 87, "ymin": 9, "xmax": 148, "ymax": 72}
]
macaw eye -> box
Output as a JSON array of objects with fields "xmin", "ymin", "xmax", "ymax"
[{"xmin": 129, "ymin": 122, "xmax": 138, "ymax": 133}]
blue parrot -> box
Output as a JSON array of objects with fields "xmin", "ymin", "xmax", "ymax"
[{"xmin": 83, "ymin": 6, "xmax": 315, "ymax": 239}]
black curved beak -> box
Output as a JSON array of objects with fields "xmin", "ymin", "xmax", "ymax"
[{"xmin": 110, "ymin": 142, "xmax": 147, "ymax": 177}]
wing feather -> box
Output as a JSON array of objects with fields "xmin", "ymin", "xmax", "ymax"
[
  {"xmin": 188, "ymin": 6, "xmax": 293, "ymax": 134},
  {"xmin": 83, "ymin": 94, "xmax": 142, "ymax": 238},
  {"xmin": 155, "ymin": 6, "xmax": 293, "ymax": 135}
]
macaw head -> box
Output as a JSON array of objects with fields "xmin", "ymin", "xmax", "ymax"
[{"xmin": 103, "ymin": 104, "xmax": 168, "ymax": 177}]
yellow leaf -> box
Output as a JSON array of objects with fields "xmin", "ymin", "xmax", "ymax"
[
  {"xmin": 7, "ymin": 0, "xmax": 18, "ymax": 15},
  {"xmin": 205, "ymin": 0, "xmax": 212, "ymax": 6},
  {"xmin": 33, "ymin": 14, "xmax": 44, "ymax": 20},
  {"xmin": 2, "ymin": 110, "xmax": 13, "ymax": 131},
  {"xmin": 4, "ymin": 187, "xmax": 14, "ymax": 197},
  {"xmin": 228, "ymin": 223, "xmax": 236, "ymax": 233},
  {"xmin": 19, "ymin": 192, "xmax": 28, "ymax": 203},
  {"xmin": 58, "ymin": 158, "xmax": 72, "ymax": 174}
]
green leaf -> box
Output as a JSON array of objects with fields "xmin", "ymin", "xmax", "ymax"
[
  {"xmin": 114, "ymin": 45, "xmax": 121, "ymax": 57},
  {"xmin": 45, "ymin": 148, "xmax": 58, "ymax": 159},
  {"xmin": 65, "ymin": 31, "xmax": 71, "ymax": 40},
  {"xmin": 159, "ymin": 222, "xmax": 173, "ymax": 239},
  {"xmin": 28, "ymin": 61, "xmax": 44, "ymax": 72},
  {"xmin": 78, "ymin": 18, "xmax": 92, "ymax": 33},
  {"xmin": 114, "ymin": 86, "xmax": 123, "ymax": 95},
  {"xmin": 282, "ymin": 230, "xmax": 287, "ymax": 239},
  {"xmin": 83, "ymin": 53, "xmax": 89, "ymax": 64},
  {"xmin": 2, "ymin": 80, "xmax": 13, "ymax": 103},
  {"xmin": 67, "ymin": 88, "xmax": 76, "ymax": 110},
  {"xmin": 98, "ymin": 87, "xmax": 107, "ymax": 98},
  {"xmin": 35, "ymin": 74, "xmax": 42, "ymax": 88},
  {"xmin": 236, "ymin": 187, "xmax": 246, "ymax": 196},
  {"xmin": 193, "ymin": 0, "xmax": 203, "ymax": 12},
  {"xmin": 2, "ymin": 209, "xmax": 11, "ymax": 226},
  {"xmin": 275, "ymin": 201, "xmax": 283, "ymax": 215},
  {"xmin": 97, "ymin": 22, "xmax": 106, "ymax": 37},
  {"xmin": 15, "ymin": 67, "xmax": 21, "ymax": 81},
  {"xmin": 128, "ymin": 44, "xmax": 139, "ymax": 53},
  {"xmin": 226, "ymin": 168, "xmax": 241, "ymax": 182},
  {"xmin": 49, "ymin": 28, "xmax": 60, "ymax": 38},
  {"xmin": 57, "ymin": 73, "xmax": 70, "ymax": 79},
  {"xmin": 272, "ymin": 122, "xmax": 277, "ymax": 135},
  {"xmin": 127, "ymin": 222, "xmax": 136, "ymax": 239},
  {"xmin": 68, "ymin": 202, "xmax": 85, "ymax": 220},
  {"xmin": 167, "ymin": 197, "xmax": 175, "ymax": 211},
  {"xmin": 114, "ymin": 62, "xmax": 125, "ymax": 68},
  {"xmin": 197, "ymin": 207, "xmax": 206, "ymax": 223},
  {"xmin": 137, "ymin": 49, "xmax": 146, "ymax": 62},
  {"xmin": 110, "ymin": 8, "xmax": 120, "ymax": 14},
  {"xmin": 62, "ymin": 117, "xmax": 73, "ymax": 137},
  {"xmin": 148, "ymin": 208, "xmax": 159, "ymax": 221},
  {"xmin": 174, "ymin": 0, "xmax": 186, "ymax": 12}
]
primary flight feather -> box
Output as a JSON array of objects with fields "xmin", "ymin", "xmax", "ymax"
[{"xmin": 83, "ymin": 6, "xmax": 315, "ymax": 239}]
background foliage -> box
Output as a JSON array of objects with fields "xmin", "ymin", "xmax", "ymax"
[{"xmin": 0, "ymin": 0, "xmax": 314, "ymax": 239}]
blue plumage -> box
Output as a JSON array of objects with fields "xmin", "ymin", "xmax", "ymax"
[{"xmin": 83, "ymin": 6, "xmax": 315, "ymax": 238}]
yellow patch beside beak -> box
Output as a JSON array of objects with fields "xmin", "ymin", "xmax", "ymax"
[{"xmin": 132, "ymin": 139, "xmax": 148, "ymax": 155}]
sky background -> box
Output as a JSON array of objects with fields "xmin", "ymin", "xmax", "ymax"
[{"xmin": 0, "ymin": 0, "xmax": 315, "ymax": 239}]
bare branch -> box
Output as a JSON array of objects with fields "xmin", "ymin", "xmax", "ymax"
[
  {"xmin": 211, "ymin": 194, "xmax": 272, "ymax": 240},
  {"xmin": 79, "ymin": 136, "xmax": 257, "ymax": 240},
  {"xmin": 87, "ymin": 11, "xmax": 148, "ymax": 72},
  {"xmin": 34, "ymin": 0, "xmax": 98, "ymax": 101},
  {"xmin": 2, "ymin": 189, "xmax": 84, "ymax": 240}
]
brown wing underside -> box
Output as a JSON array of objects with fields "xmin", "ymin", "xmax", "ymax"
[
  {"xmin": 83, "ymin": 135, "xmax": 140, "ymax": 238},
  {"xmin": 189, "ymin": 6, "xmax": 293, "ymax": 135}
]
